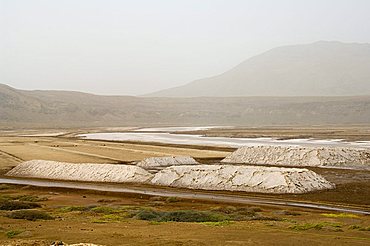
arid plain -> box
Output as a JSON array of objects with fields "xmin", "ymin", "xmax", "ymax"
[{"xmin": 0, "ymin": 126, "xmax": 369, "ymax": 245}]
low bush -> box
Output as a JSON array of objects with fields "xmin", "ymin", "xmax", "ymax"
[
  {"xmin": 15, "ymin": 195, "xmax": 48, "ymax": 202},
  {"xmin": 59, "ymin": 206, "xmax": 90, "ymax": 212},
  {"xmin": 7, "ymin": 210, "xmax": 53, "ymax": 221},
  {"xmin": 290, "ymin": 222, "xmax": 341, "ymax": 231},
  {"xmin": 290, "ymin": 223, "xmax": 324, "ymax": 231},
  {"xmin": 0, "ymin": 200, "xmax": 41, "ymax": 211},
  {"xmin": 165, "ymin": 197, "xmax": 180, "ymax": 203},
  {"xmin": 6, "ymin": 230, "xmax": 24, "ymax": 238},
  {"xmin": 349, "ymin": 225, "xmax": 370, "ymax": 231},
  {"xmin": 134, "ymin": 209, "xmax": 229, "ymax": 222}
]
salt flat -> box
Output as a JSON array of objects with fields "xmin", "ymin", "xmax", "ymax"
[{"xmin": 79, "ymin": 132, "xmax": 370, "ymax": 148}]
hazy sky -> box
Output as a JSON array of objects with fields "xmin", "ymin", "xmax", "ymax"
[{"xmin": 1, "ymin": 0, "xmax": 370, "ymax": 95}]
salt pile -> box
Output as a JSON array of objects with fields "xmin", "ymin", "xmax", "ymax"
[
  {"xmin": 6, "ymin": 160, "xmax": 153, "ymax": 183},
  {"xmin": 151, "ymin": 165, "xmax": 334, "ymax": 194},
  {"xmin": 221, "ymin": 146, "xmax": 370, "ymax": 168},
  {"xmin": 137, "ymin": 156, "xmax": 199, "ymax": 168}
]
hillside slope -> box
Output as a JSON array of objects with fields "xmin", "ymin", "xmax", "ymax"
[
  {"xmin": 147, "ymin": 41, "xmax": 370, "ymax": 97},
  {"xmin": 1, "ymin": 84, "xmax": 370, "ymax": 127}
]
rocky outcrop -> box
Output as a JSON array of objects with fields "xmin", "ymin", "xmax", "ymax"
[
  {"xmin": 151, "ymin": 165, "xmax": 334, "ymax": 194},
  {"xmin": 6, "ymin": 160, "xmax": 153, "ymax": 183},
  {"xmin": 221, "ymin": 146, "xmax": 370, "ymax": 168},
  {"xmin": 137, "ymin": 156, "xmax": 199, "ymax": 168}
]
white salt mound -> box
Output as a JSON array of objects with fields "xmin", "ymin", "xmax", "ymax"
[
  {"xmin": 6, "ymin": 160, "xmax": 153, "ymax": 183},
  {"xmin": 137, "ymin": 156, "xmax": 198, "ymax": 168},
  {"xmin": 151, "ymin": 165, "xmax": 334, "ymax": 194},
  {"xmin": 221, "ymin": 146, "xmax": 370, "ymax": 168}
]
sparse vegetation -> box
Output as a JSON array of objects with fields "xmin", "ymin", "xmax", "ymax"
[
  {"xmin": 90, "ymin": 206, "xmax": 122, "ymax": 214},
  {"xmin": 348, "ymin": 225, "xmax": 370, "ymax": 231},
  {"xmin": 321, "ymin": 213, "xmax": 359, "ymax": 219},
  {"xmin": 290, "ymin": 222, "xmax": 342, "ymax": 231},
  {"xmin": 6, "ymin": 230, "xmax": 24, "ymax": 238},
  {"xmin": 0, "ymin": 184, "xmax": 14, "ymax": 190},
  {"xmin": 165, "ymin": 197, "xmax": 180, "ymax": 203},
  {"xmin": 59, "ymin": 206, "xmax": 90, "ymax": 213},
  {"xmin": 0, "ymin": 200, "xmax": 41, "ymax": 211},
  {"xmin": 7, "ymin": 210, "xmax": 53, "ymax": 221},
  {"xmin": 15, "ymin": 195, "xmax": 48, "ymax": 202},
  {"xmin": 199, "ymin": 221, "xmax": 233, "ymax": 226},
  {"xmin": 134, "ymin": 209, "xmax": 229, "ymax": 222},
  {"xmin": 97, "ymin": 199, "xmax": 118, "ymax": 203}
]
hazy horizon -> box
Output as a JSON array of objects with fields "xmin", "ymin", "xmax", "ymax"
[{"xmin": 1, "ymin": 0, "xmax": 370, "ymax": 95}]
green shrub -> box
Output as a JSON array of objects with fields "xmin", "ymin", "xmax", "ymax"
[
  {"xmin": 6, "ymin": 230, "xmax": 23, "ymax": 238},
  {"xmin": 135, "ymin": 209, "xmax": 229, "ymax": 222},
  {"xmin": 359, "ymin": 227, "xmax": 370, "ymax": 231},
  {"xmin": 8, "ymin": 210, "xmax": 53, "ymax": 221},
  {"xmin": 165, "ymin": 197, "xmax": 180, "ymax": 203},
  {"xmin": 0, "ymin": 200, "xmax": 41, "ymax": 211},
  {"xmin": 15, "ymin": 195, "xmax": 48, "ymax": 202},
  {"xmin": 290, "ymin": 222, "xmax": 341, "ymax": 231},
  {"xmin": 290, "ymin": 223, "xmax": 324, "ymax": 231},
  {"xmin": 59, "ymin": 206, "xmax": 90, "ymax": 212}
]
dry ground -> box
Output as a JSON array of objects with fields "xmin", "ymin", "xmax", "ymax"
[
  {"xmin": 0, "ymin": 184, "xmax": 369, "ymax": 246},
  {"xmin": 1, "ymin": 128, "xmax": 370, "ymax": 245}
]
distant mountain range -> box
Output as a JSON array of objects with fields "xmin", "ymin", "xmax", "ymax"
[
  {"xmin": 147, "ymin": 41, "xmax": 370, "ymax": 97},
  {"xmin": 1, "ymin": 83, "xmax": 370, "ymax": 127}
]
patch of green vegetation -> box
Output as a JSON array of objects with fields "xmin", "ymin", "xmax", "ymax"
[
  {"xmin": 8, "ymin": 210, "xmax": 53, "ymax": 221},
  {"xmin": 165, "ymin": 197, "xmax": 180, "ymax": 203},
  {"xmin": 6, "ymin": 230, "xmax": 24, "ymax": 238},
  {"xmin": 148, "ymin": 221, "xmax": 161, "ymax": 225},
  {"xmin": 290, "ymin": 222, "xmax": 342, "ymax": 231},
  {"xmin": 59, "ymin": 206, "xmax": 89, "ymax": 213},
  {"xmin": 290, "ymin": 223, "xmax": 324, "ymax": 231},
  {"xmin": 90, "ymin": 206, "xmax": 122, "ymax": 214},
  {"xmin": 348, "ymin": 225, "xmax": 362, "ymax": 230},
  {"xmin": 15, "ymin": 195, "xmax": 48, "ymax": 202},
  {"xmin": 97, "ymin": 199, "xmax": 118, "ymax": 203},
  {"xmin": 349, "ymin": 225, "xmax": 370, "ymax": 231},
  {"xmin": 199, "ymin": 221, "xmax": 233, "ymax": 226},
  {"xmin": 127, "ymin": 206, "xmax": 276, "ymax": 224},
  {"xmin": 359, "ymin": 227, "xmax": 370, "ymax": 231},
  {"xmin": 0, "ymin": 184, "xmax": 14, "ymax": 190},
  {"xmin": 134, "ymin": 209, "xmax": 229, "ymax": 222},
  {"xmin": 321, "ymin": 213, "xmax": 359, "ymax": 219},
  {"xmin": 0, "ymin": 200, "xmax": 41, "ymax": 211},
  {"xmin": 252, "ymin": 216, "xmax": 282, "ymax": 221}
]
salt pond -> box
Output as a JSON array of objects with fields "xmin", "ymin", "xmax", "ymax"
[{"xmin": 78, "ymin": 127, "xmax": 370, "ymax": 148}]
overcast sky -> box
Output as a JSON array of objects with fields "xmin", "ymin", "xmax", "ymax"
[{"xmin": 1, "ymin": 0, "xmax": 370, "ymax": 95}]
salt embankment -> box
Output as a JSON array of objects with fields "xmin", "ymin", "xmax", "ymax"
[
  {"xmin": 150, "ymin": 165, "xmax": 334, "ymax": 194},
  {"xmin": 221, "ymin": 146, "xmax": 370, "ymax": 168},
  {"xmin": 6, "ymin": 160, "xmax": 153, "ymax": 183},
  {"xmin": 137, "ymin": 156, "xmax": 198, "ymax": 168}
]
